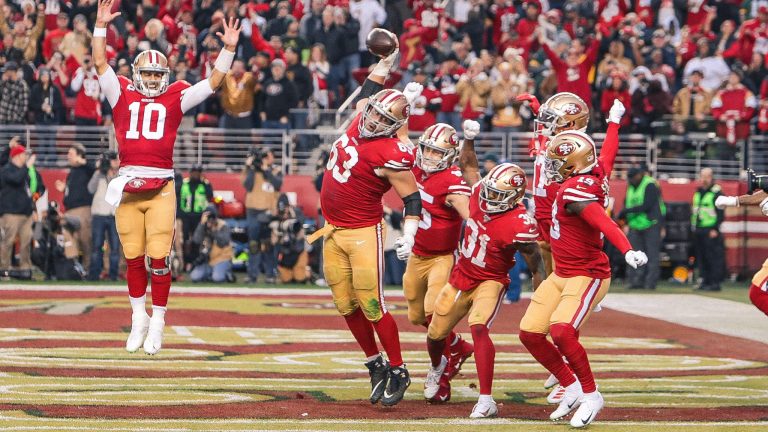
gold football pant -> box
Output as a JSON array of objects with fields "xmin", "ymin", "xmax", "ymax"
[
  {"xmin": 403, "ymin": 253, "xmax": 455, "ymax": 326},
  {"xmin": 115, "ymin": 182, "xmax": 176, "ymax": 260},
  {"xmin": 322, "ymin": 221, "xmax": 387, "ymax": 322},
  {"xmin": 427, "ymin": 280, "xmax": 506, "ymax": 341},
  {"xmin": 520, "ymin": 273, "xmax": 611, "ymax": 334}
]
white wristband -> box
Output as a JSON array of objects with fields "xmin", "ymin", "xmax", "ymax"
[
  {"xmin": 402, "ymin": 217, "xmax": 418, "ymax": 238},
  {"xmin": 93, "ymin": 27, "xmax": 107, "ymax": 38},
  {"xmin": 760, "ymin": 196, "xmax": 768, "ymax": 208},
  {"xmin": 214, "ymin": 48, "xmax": 235, "ymax": 73}
]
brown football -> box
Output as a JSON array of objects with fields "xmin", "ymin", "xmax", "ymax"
[{"xmin": 366, "ymin": 28, "xmax": 397, "ymax": 58}]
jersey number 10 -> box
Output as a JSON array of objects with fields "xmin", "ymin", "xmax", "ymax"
[{"xmin": 126, "ymin": 102, "xmax": 167, "ymax": 140}]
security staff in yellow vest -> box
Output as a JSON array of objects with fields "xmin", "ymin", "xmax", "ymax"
[
  {"xmin": 178, "ymin": 165, "xmax": 214, "ymax": 268},
  {"xmin": 691, "ymin": 168, "xmax": 725, "ymax": 291},
  {"xmin": 242, "ymin": 147, "xmax": 283, "ymax": 283},
  {"xmin": 619, "ymin": 167, "xmax": 666, "ymax": 289}
]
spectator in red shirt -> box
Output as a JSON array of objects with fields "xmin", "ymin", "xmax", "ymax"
[
  {"xmin": 711, "ymin": 69, "xmax": 758, "ymax": 153},
  {"xmin": 42, "ymin": 12, "xmax": 70, "ymax": 62},
  {"xmin": 600, "ymin": 71, "xmax": 631, "ymax": 128},
  {"xmin": 407, "ymin": 67, "xmax": 440, "ymax": 132},
  {"xmin": 540, "ymin": 31, "xmax": 601, "ymax": 108}
]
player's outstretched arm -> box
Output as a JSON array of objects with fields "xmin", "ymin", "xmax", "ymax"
[
  {"xmin": 207, "ymin": 17, "xmax": 241, "ymax": 90},
  {"xmin": 354, "ymin": 44, "xmax": 399, "ymax": 111},
  {"xmin": 598, "ymin": 99, "xmax": 626, "ymax": 177},
  {"xmin": 93, "ymin": 0, "xmax": 120, "ymax": 76},
  {"xmin": 458, "ymin": 120, "xmax": 481, "ymax": 186},
  {"xmin": 93, "ymin": 0, "xmax": 121, "ymax": 107},
  {"xmin": 446, "ymin": 193, "xmax": 470, "ymax": 220},
  {"xmin": 516, "ymin": 241, "xmax": 545, "ymax": 290},
  {"xmin": 384, "ymin": 168, "xmax": 421, "ymax": 261},
  {"xmin": 568, "ymin": 200, "xmax": 648, "ymax": 269},
  {"xmin": 717, "ymin": 190, "xmax": 768, "ymax": 215}
]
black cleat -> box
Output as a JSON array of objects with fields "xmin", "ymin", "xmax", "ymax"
[
  {"xmin": 365, "ymin": 354, "xmax": 390, "ymax": 404},
  {"xmin": 381, "ymin": 364, "xmax": 411, "ymax": 406}
]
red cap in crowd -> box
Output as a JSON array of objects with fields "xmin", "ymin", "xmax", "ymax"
[{"xmin": 10, "ymin": 145, "xmax": 27, "ymax": 158}]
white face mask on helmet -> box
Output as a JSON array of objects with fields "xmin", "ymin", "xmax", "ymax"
[
  {"xmin": 416, "ymin": 123, "xmax": 459, "ymax": 173},
  {"xmin": 132, "ymin": 50, "xmax": 170, "ymax": 98}
]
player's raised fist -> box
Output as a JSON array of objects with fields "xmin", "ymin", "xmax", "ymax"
[
  {"xmin": 607, "ymin": 99, "xmax": 626, "ymax": 124},
  {"xmin": 367, "ymin": 28, "xmax": 398, "ymax": 59},
  {"xmin": 403, "ymin": 82, "xmax": 423, "ymax": 104},
  {"xmin": 463, "ymin": 120, "xmax": 480, "ymax": 140},
  {"xmin": 515, "ymin": 93, "xmax": 541, "ymax": 113},
  {"xmin": 96, "ymin": 0, "xmax": 121, "ymax": 26}
]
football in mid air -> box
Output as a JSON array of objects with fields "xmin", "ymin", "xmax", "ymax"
[{"xmin": 366, "ymin": 28, "xmax": 397, "ymax": 58}]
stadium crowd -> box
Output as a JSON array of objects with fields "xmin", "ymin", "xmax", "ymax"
[
  {"xmin": 0, "ymin": 0, "xmax": 767, "ymax": 149},
  {"xmin": 0, "ymin": 0, "xmax": 765, "ymax": 282}
]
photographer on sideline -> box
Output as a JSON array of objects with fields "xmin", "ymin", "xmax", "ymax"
[
  {"xmin": 55, "ymin": 143, "xmax": 95, "ymax": 269},
  {"xmin": 0, "ymin": 146, "xmax": 44, "ymax": 280},
  {"xmin": 272, "ymin": 194, "xmax": 309, "ymax": 283},
  {"xmin": 189, "ymin": 206, "xmax": 234, "ymax": 283},
  {"xmin": 179, "ymin": 165, "xmax": 214, "ymax": 269},
  {"xmin": 87, "ymin": 151, "xmax": 120, "ymax": 281},
  {"xmin": 241, "ymin": 147, "xmax": 283, "ymax": 283}
]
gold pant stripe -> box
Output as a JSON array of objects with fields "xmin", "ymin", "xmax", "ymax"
[{"xmin": 570, "ymin": 278, "xmax": 602, "ymax": 328}]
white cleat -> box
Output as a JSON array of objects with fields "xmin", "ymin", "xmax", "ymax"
[
  {"xmin": 143, "ymin": 315, "xmax": 165, "ymax": 355},
  {"xmin": 549, "ymin": 381, "xmax": 583, "ymax": 420},
  {"xmin": 423, "ymin": 356, "xmax": 448, "ymax": 399},
  {"xmin": 547, "ymin": 384, "xmax": 566, "ymax": 404},
  {"xmin": 469, "ymin": 398, "xmax": 498, "ymax": 418},
  {"xmin": 543, "ymin": 373, "xmax": 559, "ymax": 389},
  {"xmin": 125, "ymin": 312, "xmax": 150, "ymax": 353},
  {"xmin": 570, "ymin": 391, "xmax": 604, "ymax": 428}
]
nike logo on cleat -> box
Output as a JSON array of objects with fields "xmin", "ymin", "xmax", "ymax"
[
  {"xmin": 567, "ymin": 400, "xmax": 577, "ymax": 409},
  {"xmin": 383, "ymin": 391, "xmax": 393, "ymax": 399},
  {"xmin": 371, "ymin": 381, "xmax": 384, "ymax": 397},
  {"xmin": 580, "ymin": 412, "xmax": 594, "ymax": 424}
]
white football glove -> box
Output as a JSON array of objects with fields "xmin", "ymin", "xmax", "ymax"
[
  {"xmin": 607, "ymin": 99, "xmax": 626, "ymax": 124},
  {"xmin": 715, "ymin": 195, "xmax": 739, "ymax": 209},
  {"xmin": 394, "ymin": 235, "xmax": 415, "ymax": 261},
  {"xmin": 761, "ymin": 197, "xmax": 768, "ymax": 216},
  {"xmin": 372, "ymin": 46, "xmax": 399, "ymax": 76},
  {"xmin": 463, "ymin": 119, "xmax": 480, "ymax": 140},
  {"xmin": 403, "ymin": 82, "xmax": 424, "ymax": 104},
  {"xmin": 624, "ymin": 250, "xmax": 648, "ymax": 269}
]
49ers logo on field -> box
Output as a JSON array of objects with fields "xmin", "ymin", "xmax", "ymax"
[
  {"xmin": 554, "ymin": 142, "xmax": 576, "ymax": 157},
  {"xmin": 561, "ymin": 103, "xmax": 582, "ymax": 115},
  {"xmin": 128, "ymin": 178, "xmax": 146, "ymax": 189}
]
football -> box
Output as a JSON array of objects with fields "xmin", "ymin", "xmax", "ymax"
[{"xmin": 366, "ymin": 28, "xmax": 397, "ymax": 58}]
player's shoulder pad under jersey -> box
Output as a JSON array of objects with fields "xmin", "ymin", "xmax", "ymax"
[
  {"xmin": 511, "ymin": 208, "xmax": 540, "ymax": 242},
  {"xmin": 446, "ymin": 168, "xmax": 471, "ymax": 195},
  {"xmin": 381, "ymin": 139, "xmax": 415, "ymax": 171},
  {"xmin": 560, "ymin": 175, "xmax": 602, "ymax": 204}
]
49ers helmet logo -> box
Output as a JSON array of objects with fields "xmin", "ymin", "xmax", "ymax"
[
  {"xmin": 510, "ymin": 174, "xmax": 525, "ymax": 187},
  {"xmin": 128, "ymin": 179, "xmax": 146, "ymax": 189},
  {"xmin": 402, "ymin": 104, "xmax": 410, "ymax": 118},
  {"xmin": 555, "ymin": 142, "xmax": 577, "ymax": 157},
  {"xmin": 561, "ymin": 103, "xmax": 582, "ymax": 115}
]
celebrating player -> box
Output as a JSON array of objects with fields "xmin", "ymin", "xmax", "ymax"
[
  {"xmin": 424, "ymin": 120, "xmax": 546, "ymax": 418},
  {"xmin": 518, "ymin": 127, "xmax": 648, "ymax": 427},
  {"xmin": 92, "ymin": 0, "xmax": 240, "ymax": 355},
  {"xmin": 715, "ymin": 188, "xmax": 768, "ymax": 316},
  {"xmin": 518, "ymin": 92, "xmax": 624, "ymax": 403},
  {"xmin": 404, "ymin": 123, "xmax": 473, "ymax": 404},
  {"xmin": 306, "ymin": 45, "xmax": 424, "ymax": 406}
]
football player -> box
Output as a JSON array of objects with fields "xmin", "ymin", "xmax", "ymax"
[
  {"xmin": 518, "ymin": 130, "xmax": 648, "ymax": 428},
  {"xmin": 424, "ymin": 120, "xmax": 546, "ymax": 418},
  {"xmin": 517, "ymin": 92, "xmax": 625, "ymax": 403},
  {"xmin": 404, "ymin": 123, "xmax": 474, "ymax": 404},
  {"xmin": 305, "ymin": 43, "xmax": 424, "ymax": 406},
  {"xmin": 92, "ymin": 0, "xmax": 240, "ymax": 355},
  {"xmin": 715, "ymin": 189, "xmax": 768, "ymax": 316}
]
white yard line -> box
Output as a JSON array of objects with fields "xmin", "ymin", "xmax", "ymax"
[{"xmin": 601, "ymin": 293, "xmax": 768, "ymax": 345}]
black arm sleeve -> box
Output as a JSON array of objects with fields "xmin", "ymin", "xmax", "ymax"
[
  {"xmin": 357, "ymin": 79, "xmax": 384, "ymax": 101},
  {"xmin": 402, "ymin": 191, "xmax": 422, "ymax": 217}
]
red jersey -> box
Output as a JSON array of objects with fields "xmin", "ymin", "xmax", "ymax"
[
  {"xmin": 532, "ymin": 135, "xmax": 558, "ymax": 221},
  {"xmin": 111, "ymin": 76, "xmax": 191, "ymax": 169},
  {"xmin": 449, "ymin": 186, "xmax": 539, "ymax": 290},
  {"xmin": 543, "ymin": 40, "xmax": 600, "ymax": 107},
  {"xmin": 73, "ymin": 67, "xmax": 103, "ymax": 121},
  {"xmin": 492, "ymin": 4, "xmax": 518, "ymax": 46},
  {"xmin": 413, "ymin": 5, "xmax": 444, "ymax": 44},
  {"xmin": 408, "ymin": 85, "xmax": 441, "ymax": 132},
  {"xmin": 412, "ymin": 165, "xmax": 470, "ymax": 256},
  {"xmin": 550, "ymin": 167, "xmax": 611, "ymax": 279},
  {"xmin": 321, "ymin": 114, "xmax": 416, "ymax": 229}
]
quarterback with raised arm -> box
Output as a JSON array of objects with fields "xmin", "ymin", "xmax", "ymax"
[
  {"xmin": 518, "ymin": 124, "xmax": 647, "ymax": 427},
  {"xmin": 306, "ymin": 39, "xmax": 424, "ymax": 407},
  {"xmin": 424, "ymin": 120, "xmax": 546, "ymax": 418},
  {"xmin": 92, "ymin": 0, "xmax": 240, "ymax": 355},
  {"xmin": 404, "ymin": 122, "xmax": 473, "ymax": 404}
]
